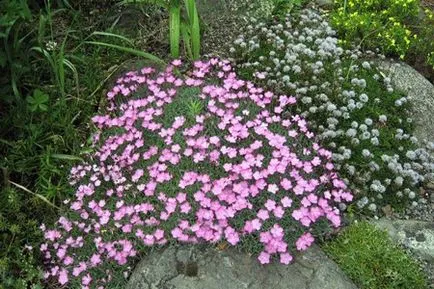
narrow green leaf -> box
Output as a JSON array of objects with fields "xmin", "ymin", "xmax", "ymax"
[
  {"xmin": 181, "ymin": 22, "xmax": 193, "ymax": 59},
  {"xmin": 63, "ymin": 58, "xmax": 79, "ymax": 96},
  {"xmin": 183, "ymin": 0, "xmax": 200, "ymax": 59},
  {"xmin": 84, "ymin": 41, "xmax": 165, "ymax": 64},
  {"xmin": 89, "ymin": 31, "xmax": 135, "ymax": 46},
  {"xmin": 9, "ymin": 181, "xmax": 61, "ymax": 210},
  {"xmin": 51, "ymin": 153, "xmax": 84, "ymax": 162},
  {"xmin": 169, "ymin": 0, "xmax": 181, "ymax": 58},
  {"xmin": 190, "ymin": 0, "xmax": 200, "ymax": 59},
  {"xmin": 117, "ymin": 0, "xmax": 169, "ymax": 8}
]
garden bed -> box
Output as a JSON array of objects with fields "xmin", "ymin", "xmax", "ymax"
[{"xmin": 1, "ymin": 1, "xmax": 433, "ymax": 288}]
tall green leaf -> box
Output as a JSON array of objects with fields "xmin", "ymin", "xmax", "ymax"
[
  {"xmin": 84, "ymin": 41, "xmax": 165, "ymax": 64},
  {"xmin": 169, "ymin": 0, "xmax": 181, "ymax": 58},
  {"xmin": 184, "ymin": 0, "xmax": 200, "ymax": 59},
  {"xmin": 180, "ymin": 22, "xmax": 193, "ymax": 59}
]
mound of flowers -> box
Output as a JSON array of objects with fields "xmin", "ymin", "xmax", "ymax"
[
  {"xmin": 229, "ymin": 8, "xmax": 434, "ymax": 213},
  {"xmin": 40, "ymin": 58, "xmax": 352, "ymax": 288}
]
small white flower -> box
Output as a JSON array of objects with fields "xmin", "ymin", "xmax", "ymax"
[
  {"xmin": 362, "ymin": 149, "xmax": 371, "ymax": 158},
  {"xmin": 364, "ymin": 118, "xmax": 373, "ymax": 126},
  {"xmin": 368, "ymin": 203, "xmax": 377, "ymax": 211}
]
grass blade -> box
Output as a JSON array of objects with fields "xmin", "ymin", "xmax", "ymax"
[
  {"xmin": 117, "ymin": 0, "xmax": 168, "ymax": 8},
  {"xmin": 169, "ymin": 0, "xmax": 181, "ymax": 58},
  {"xmin": 183, "ymin": 0, "xmax": 200, "ymax": 59},
  {"xmin": 189, "ymin": 0, "xmax": 200, "ymax": 59},
  {"xmin": 9, "ymin": 180, "xmax": 61, "ymax": 210},
  {"xmin": 51, "ymin": 153, "xmax": 84, "ymax": 162},
  {"xmin": 180, "ymin": 22, "xmax": 193, "ymax": 59},
  {"xmin": 89, "ymin": 31, "xmax": 135, "ymax": 46},
  {"xmin": 84, "ymin": 41, "xmax": 165, "ymax": 64},
  {"xmin": 63, "ymin": 58, "xmax": 79, "ymax": 96}
]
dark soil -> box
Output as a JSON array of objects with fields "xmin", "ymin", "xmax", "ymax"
[{"xmin": 405, "ymin": 54, "xmax": 434, "ymax": 84}]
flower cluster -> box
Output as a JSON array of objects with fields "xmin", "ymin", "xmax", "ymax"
[
  {"xmin": 229, "ymin": 8, "xmax": 434, "ymax": 213},
  {"xmin": 227, "ymin": 0, "xmax": 275, "ymax": 19},
  {"xmin": 40, "ymin": 59, "xmax": 352, "ymax": 288}
]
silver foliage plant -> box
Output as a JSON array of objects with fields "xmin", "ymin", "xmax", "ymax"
[{"xmin": 228, "ymin": 8, "xmax": 434, "ymax": 213}]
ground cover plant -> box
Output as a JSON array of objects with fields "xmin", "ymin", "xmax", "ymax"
[
  {"xmin": 323, "ymin": 221, "xmax": 428, "ymax": 289},
  {"xmin": 228, "ymin": 8, "xmax": 434, "ymax": 215},
  {"xmin": 40, "ymin": 58, "xmax": 353, "ymax": 288},
  {"xmin": 330, "ymin": 0, "xmax": 434, "ymax": 82}
]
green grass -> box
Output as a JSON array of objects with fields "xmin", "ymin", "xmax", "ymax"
[
  {"xmin": 322, "ymin": 221, "xmax": 428, "ymax": 289},
  {"xmin": 0, "ymin": 1, "xmax": 168, "ymax": 287}
]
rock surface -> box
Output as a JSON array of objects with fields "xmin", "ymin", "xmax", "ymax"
[
  {"xmin": 377, "ymin": 60, "xmax": 434, "ymax": 143},
  {"xmin": 371, "ymin": 218, "xmax": 434, "ymax": 287},
  {"xmin": 371, "ymin": 218, "xmax": 434, "ymax": 262},
  {"xmin": 126, "ymin": 245, "xmax": 357, "ymax": 289},
  {"xmin": 315, "ymin": 0, "xmax": 334, "ymax": 8}
]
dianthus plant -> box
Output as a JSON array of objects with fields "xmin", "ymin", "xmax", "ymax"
[{"xmin": 40, "ymin": 58, "xmax": 352, "ymax": 288}]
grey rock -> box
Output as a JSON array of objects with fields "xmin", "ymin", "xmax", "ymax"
[
  {"xmin": 377, "ymin": 60, "xmax": 434, "ymax": 143},
  {"xmin": 126, "ymin": 245, "xmax": 358, "ymax": 289},
  {"xmin": 315, "ymin": 0, "xmax": 334, "ymax": 8},
  {"xmin": 371, "ymin": 218, "xmax": 434, "ymax": 262},
  {"xmin": 426, "ymin": 182, "xmax": 434, "ymax": 190}
]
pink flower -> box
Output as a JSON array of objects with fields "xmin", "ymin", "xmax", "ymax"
[
  {"xmin": 251, "ymin": 218, "xmax": 262, "ymax": 231},
  {"xmin": 281, "ymin": 196, "xmax": 292, "ymax": 208},
  {"xmin": 172, "ymin": 59, "xmax": 182, "ymax": 66},
  {"xmin": 264, "ymin": 199, "xmax": 276, "ymax": 211},
  {"xmin": 280, "ymin": 253, "xmax": 293, "ymax": 265},
  {"xmin": 267, "ymin": 184, "xmax": 279, "ymax": 194},
  {"xmin": 257, "ymin": 209, "xmax": 269, "ymax": 220},
  {"xmin": 58, "ymin": 268, "xmax": 68, "ymax": 285},
  {"xmin": 90, "ymin": 254, "xmax": 101, "ymax": 266},
  {"xmin": 280, "ymin": 178, "xmax": 292, "ymax": 190},
  {"xmin": 258, "ymin": 251, "xmax": 270, "ymax": 264},
  {"xmin": 296, "ymin": 233, "xmax": 314, "ymax": 251},
  {"xmin": 273, "ymin": 206, "xmax": 285, "ymax": 218},
  {"xmin": 82, "ymin": 273, "xmax": 92, "ymax": 286}
]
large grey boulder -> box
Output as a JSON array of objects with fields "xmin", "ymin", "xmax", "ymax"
[
  {"xmin": 370, "ymin": 218, "xmax": 434, "ymax": 287},
  {"xmin": 371, "ymin": 218, "xmax": 434, "ymax": 262},
  {"xmin": 377, "ymin": 60, "xmax": 434, "ymax": 143},
  {"xmin": 126, "ymin": 244, "xmax": 358, "ymax": 289}
]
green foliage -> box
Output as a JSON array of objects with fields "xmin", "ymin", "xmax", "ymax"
[
  {"xmin": 0, "ymin": 186, "xmax": 48, "ymax": 289},
  {"xmin": 0, "ymin": 0, "xmax": 165, "ymax": 287},
  {"xmin": 323, "ymin": 221, "xmax": 428, "ymax": 289},
  {"xmin": 0, "ymin": 0, "xmax": 32, "ymax": 98},
  {"xmin": 331, "ymin": 0, "xmax": 434, "ymax": 69},
  {"xmin": 271, "ymin": 0, "xmax": 304, "ymax": 18},
  {"xmin": 330, "ymin": 0, "xmax": 418, "ymax": 57},
  {"xmin": 26, "ymin": 89, "xmax": 49, "ymax": 112},
  {"xmin": 119, "ymin": 0, "xmax": 201, "ymax": 59},
  {"xmin": 184, "ymin": 0, "xmax": 200, "ymax": 59},
  {"xmin": 410, "ymin": 9, "xmax": 434, "ymax": 69}
]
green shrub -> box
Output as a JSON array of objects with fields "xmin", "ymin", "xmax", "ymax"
[
  {"xmin": 330, "ymin": 0, "xmax": 419, "ymax": 60},
  {"xmin": 323, "ymin": 221, "xmax": 428, "ymax": 289}
]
